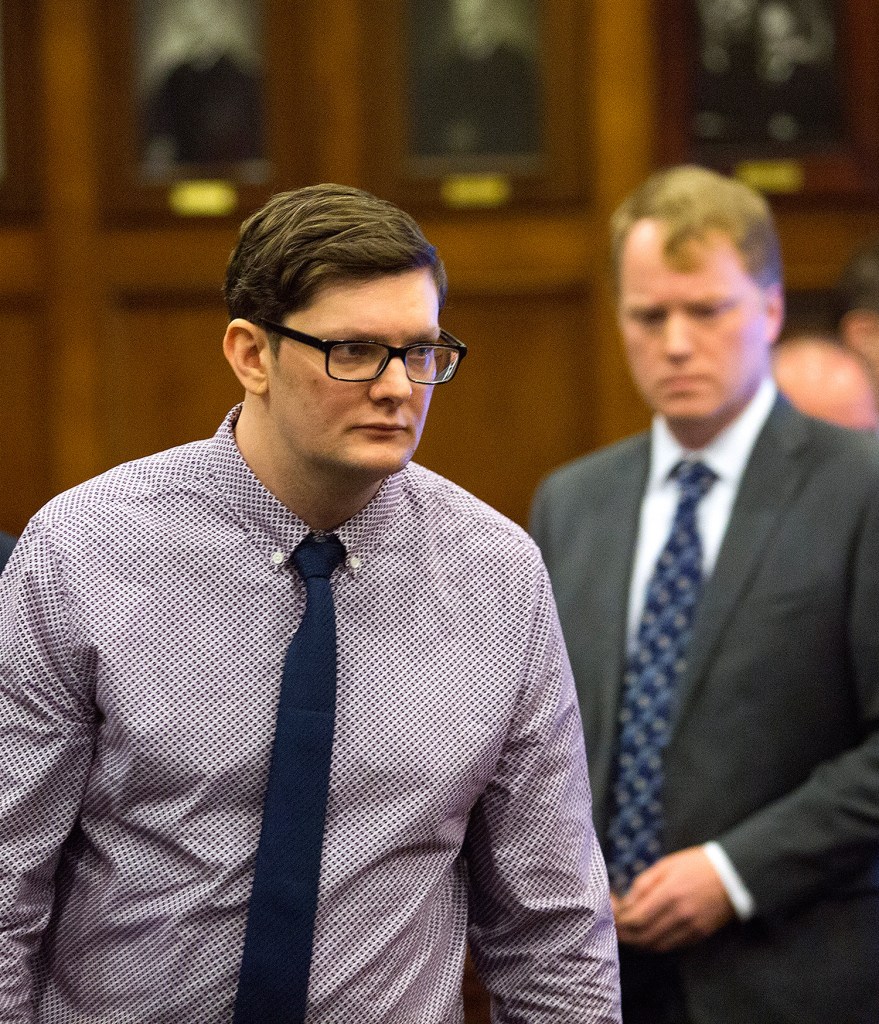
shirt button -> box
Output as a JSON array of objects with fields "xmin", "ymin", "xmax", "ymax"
[
  {"xmin": 348, "ymin": 554, "xmax": 363, "ymax": 573},
  {"xmin": 271, "ymin": 550, "xmax": 285, "ymax": 565}
]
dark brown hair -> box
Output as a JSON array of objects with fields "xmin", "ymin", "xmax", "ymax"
[{"xmin": 223, "ymin": 184, "xmax": 447, "ymax": 351}]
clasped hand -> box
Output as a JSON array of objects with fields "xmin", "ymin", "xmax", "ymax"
[{"xmin": 611, "ymin": 846, "xmax": 736, "ymax": 952}]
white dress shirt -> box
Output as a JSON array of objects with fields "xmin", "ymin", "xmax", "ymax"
[{"xmin": 625, "ymin": 376, "xmax": 778, "ymax": 918}]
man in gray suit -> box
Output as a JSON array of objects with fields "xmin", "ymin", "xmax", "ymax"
[{"xmin": 531, "ymin": 165, "xmax": 879, "ymax": 1024}]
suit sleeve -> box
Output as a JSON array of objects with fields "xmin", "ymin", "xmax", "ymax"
[
  {"xmin": 0, "ymin": 534, "xmax": 16, "ymax": 576},
  {"xmin": 463, "ymin": 553, "xmax": 621, "ymax": 1023},
  {"xmin": 717, "ymin": 480, "xmax": 879, "ymax": 918}
]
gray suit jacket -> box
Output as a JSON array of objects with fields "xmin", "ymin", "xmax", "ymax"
[
  {"xmin": 531, "ymin": 397, "xmax": 879, "ymax": 1024},
  {"xmin": 0, "ymin": 533, "xmax": 15, "ymax": 574}
]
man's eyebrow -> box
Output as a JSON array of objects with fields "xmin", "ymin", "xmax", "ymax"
[
  {"xmin": 319, "ymin": 328, "xmax": 442, "ymax": 344},
  {"xmin": 623, "ymin": 302, "xmax": 666, "ymax": 314}
]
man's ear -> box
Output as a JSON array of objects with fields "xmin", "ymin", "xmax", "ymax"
[
  {"xmin": 763, "ymin": 283, "xmax": 785, "ymax": 346},
  {"xmin": 223, "ymin": 319, "xmax": 271, "ymax": 395}
]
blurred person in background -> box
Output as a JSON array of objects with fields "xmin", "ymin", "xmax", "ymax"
[
  {"xmin": 773, "ymin": 332, "xmax": 879, "ymax": 431},
  {"xmin": 836, "ymin": 234, "xmax": 879, "ymax": 396},
  {"xmin": 532, "ymin": 165, "xmax": 879, "ymax": 1024}
]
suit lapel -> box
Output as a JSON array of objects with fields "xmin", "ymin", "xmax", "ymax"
[{"xmin": 670, "ymin": 398, "xmax": 813, "ymax": 738}]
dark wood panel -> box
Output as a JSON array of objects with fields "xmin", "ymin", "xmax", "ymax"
[
  {"xmin": 104, "ymin": 228, "xmax": 236, "ymax": 292},
  {"xmin": 0, "ymin": 303, "xmax": 53, "ymax": 533},
  {"xmin": 99, "ymin": 294, "xmax": 242, "ymax": 468},
  {"xmin": 425, "ymin": 211, "xmax": 597, "ymax": 293},
  {"xmin": 93, "ymin": 0, "xmax": 320, "ymax": 226},
  {"xmin": 0, "ymin": 229, "xmax": 42, "ymax": 294},
  {"xmin": 360, "ymin": 0, "xmax": 591, "ymax": 212},
  {"xmin": 417, "ymin": 287, "xmax": 597, "ymax": 528},
  {"xmin": 0, "ymin": 0, "xmax": 42, "ymax": 221},
  {"xmin": 653, "ymin": 0, "xmax": 879, "ymax": 198}
]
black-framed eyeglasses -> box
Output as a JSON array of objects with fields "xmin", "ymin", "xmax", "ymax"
[{"xmin": 257, "ymin": 319, "xmax": 467, "ymax": 385}]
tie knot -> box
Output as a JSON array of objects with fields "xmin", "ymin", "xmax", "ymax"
[
  {"xmin": 672, "ymin": 459, "xmax": 716, "ymax": 500},
  {"xmin": 292, "ymin": 534, "xmax": 346, "ymax": 581}
]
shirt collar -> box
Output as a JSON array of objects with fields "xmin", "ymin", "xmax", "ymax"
[
  {"xmin": 648, "ymin": 377, "xmax": 777, "ymax": 491},
  {"xmin": 206, "ymin": 404, "xmax": 404, "ymax": 574}
]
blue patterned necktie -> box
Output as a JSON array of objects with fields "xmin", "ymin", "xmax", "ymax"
[
  {"xmin": 606, "ymin": 460, "xmax": 716, "ymax": 895},
  {"xmin": 234, "ymin": 533, "xmax": 346, "ymax": 1024}
]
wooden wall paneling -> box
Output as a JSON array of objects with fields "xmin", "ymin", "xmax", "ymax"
[
  {"xmin": 41, "ymin": 0, "xmax": 105, "ymax": 494},
  {"xmin": 425, "ymin": 211, "xmax": 593, "ymax": 293},
  {"xmin": 0, "ymin": 222, "xmax": 49, "ymax": 538},
  {"xmin": 299, "ymin": 0, "xmax": 368, "ymax": 184},
  {"xmin": 98, "ymin": 227, "xmax": 256, "ymax": 468},
  {"xmin": 100, "ymin": 292, "xmax": 241, "ymax": 469},
  {"xmin": 0, "ymin": 0, "xmax": 42, "ymax": 220},
  {"xmin": 777, "ymin": 207, "xmax": 879, "ymax": 291},
  {"xmin": 358, "ymin": 0, "xmax": 590, "ymax": 212},
  {"xmin": 654, "ymin": 0, "xmax": 879, "ymax": 198},
  {"xmin": 104, "ymin": 227, "xmax": 238, "ymax": 293},
  {"xmin": 0, "ymin": 299, "xmax": 51, "ymax": 532},
  {"xmin": 0, "ymin": 2, "xmax": 46, "ymax": 536},
  {"xmin": 589, "ymin": 0, "xmax": 656, "ymax": 447},
  {"xmin": 93, "ymin": 0, "xmax": 320, "ymax": 226},
  {"xmin": 415, "ymin": 285, "xmax": 598, "ymax": 529}
]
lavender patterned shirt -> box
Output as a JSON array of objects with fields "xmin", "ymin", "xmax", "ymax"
[{"xmin": 0, "ymin": 407, "xmax": 620, "ymax": 1023}]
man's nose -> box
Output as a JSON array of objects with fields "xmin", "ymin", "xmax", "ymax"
[
  {"xmin": 370, "ymin": 353, "xmax": 413, "ymax": 401},
  {"xmin": 663, "ymin": 312, "xmax": 694, "ymax": 357}
]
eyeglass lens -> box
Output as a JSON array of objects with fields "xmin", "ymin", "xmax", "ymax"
[{"xmin": 328, "ymin": 343, "xmax": 459, "ymax": 383}]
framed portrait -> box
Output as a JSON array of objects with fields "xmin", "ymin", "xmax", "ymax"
[
  {"xmin": 96, "ymin": 0, "xmax": 315, "ymax": 223},
  {"xmin": 135, "ymin": 0, "xmax": 267, "ymax": 181},
  {"xmin": 655, "ymin": 0, "xmax": 879, "ymax": 197},
  {"xmin": 361, "ymin": 0, "xmax": 589, "ymax": 210},
  {"xmin": 0, "ymin": 1, "xmax": 41, "ymax": 220}
]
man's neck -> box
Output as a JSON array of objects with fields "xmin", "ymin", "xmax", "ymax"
[{"xmin": 231, "ymin": 403, "xmax": 384, "ymax": 532}]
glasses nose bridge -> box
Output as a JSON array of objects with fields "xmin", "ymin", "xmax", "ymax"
[
  {"xmin": 374, "ymin": 346, "xmax": 416, "ymax": 385},
  {"xmin": 376, "ymin": 345, "xmax": 418, "ymax": 382}
]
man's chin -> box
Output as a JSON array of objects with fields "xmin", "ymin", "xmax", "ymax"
[
  {"xmin": 341, "ymin": 448, "xmax": 417, "ymax": 485},
  {"xmin": 656, "ymin": 393, "xmax": 720, "ymax": 423},
  {"xmin": 663, "ymin": 404, "xmax": 737, "ymax": 449}
]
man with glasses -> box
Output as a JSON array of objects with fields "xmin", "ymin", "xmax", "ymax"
[{"xmin": 0, "ymin": 184, "xmax": 620, "ymax": 1023}]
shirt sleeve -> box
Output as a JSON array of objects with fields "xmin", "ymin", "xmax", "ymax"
[
  {"xmin": 703, "ymin": 842, "xmax": 755, "ymax": 920},
  {"xmin": 0, "ymin": 522, "xmax": 97, "ymax": 1022},
  {"xmin": 463, "ymin": 552, "xmax": 621, "ymax": 1023}
]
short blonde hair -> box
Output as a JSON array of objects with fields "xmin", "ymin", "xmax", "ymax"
[{"xmin": 610, "ymin": 165, "xmax": 782, "ymax": 290}]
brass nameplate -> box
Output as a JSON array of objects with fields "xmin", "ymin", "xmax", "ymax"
[
  {"xmin": 169, "ymin": 180, "xmax": 239, "ymax": 217},
  {"xmin": 735, "ymin": 161, "xmax": 804, "ymax": 194},
  {"xmin": 440, "ymin": 175, "xmax": 512, "ymax": 208}
]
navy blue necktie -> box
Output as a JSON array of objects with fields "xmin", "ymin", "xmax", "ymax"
[
  {"xmin": 606, "ymin": 460, "xmax": 716, "ymax": 894},
  {"xmin": 234, "ymin": 533, "xmax": 346, "ymax": 1024}
]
